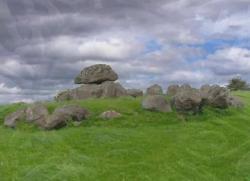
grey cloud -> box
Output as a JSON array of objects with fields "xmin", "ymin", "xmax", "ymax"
[
  {"xmin": 0, "ymin": 0, "xmax": 249, "ymax": 103},
  {"xmin": 201, "ymin": 47, "xmax": 250, "ymax": 76}
]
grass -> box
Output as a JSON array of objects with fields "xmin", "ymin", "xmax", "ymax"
[{"xmin": 0, "ymin": 91, "xmax": 250, "ymax": 181}]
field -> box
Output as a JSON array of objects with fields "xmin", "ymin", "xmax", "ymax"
[{"xmin": 0, "ymin": 91, "xmax": 250, "ymax": 181}]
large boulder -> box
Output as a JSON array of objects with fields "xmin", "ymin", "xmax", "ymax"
[
  {"xmin": 54, "ymin": 90, "xmax": 72, "ymax": 101},
  {"xmin": 200, "ymin": 84, "xmax": 211, "ymax": 100},
  {"xmin": 74, "ymin": 64, "xmax": 118, "ymax": 84},
  {"xmin": 207, "ymin": 85, "xmax": 230, "ymax": 109},
  {"xmin": 101, "ymin": 81, "xmax": 127, "ymax": 97},
  {"xmin": 55, "ymin": 81, "xmax": 127, "ymax": 101},
  {"xmin": 180, "ymin": 84, "xmax": 192, "ymax": 91},
  {"xmin": 26, "ymin": 103, "xmax": 49, "ymax": 128},
  {"xmin": 172, "ymin": 88, "xmax": 202, "ymax": 114},
  {"xmin": 4, "ymin": 104, "xmax": 88, "ymax": 130},
  {"xmin": 45, "ymin": 112, "xmax": 70, "ymax": 130},
  {"xmin": 167, "ymin": 85, "xmax": 180, "ymax": 97},
  {"xmin": 53, "ymin": 105, "xmax": 89, "ymax": 121},
  {"xmin": 63, "ymin": 84, "xmax": 103, "ymax": 100},
  {"xmin": 45, "ymin": 105, "xmax": 88, "ymax": 130},
  {"xmin": 126, "ymin": 89, "xmax": 143, "ymax": 98},
  {"xmin": 4, "ymin": 109, "xmax": 26, "ymax": 128},
  {"xmin": 200, "ymin": 85, "xmax": 244, "ymax": 109},
  {"xmin": 142, "ymin": 95, "xmax": 172, "ymax": 112},
  {"xmin": 146, "ymin": 84, "xmax": 163, "ymax": 95}
]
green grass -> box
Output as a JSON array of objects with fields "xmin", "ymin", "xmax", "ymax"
[{"xmin": 0, "ymin": 91, "xmax": 250, "ymax": 181}]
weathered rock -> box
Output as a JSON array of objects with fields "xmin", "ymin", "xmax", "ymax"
[
  {"xmin": 200, "ymin": 85, "xmax": 243, "ymax": 109},
  {"xmin": 66, "ymin": 84, "xmax": 103, "ymax": 100},
  {"xmin": 25, "ymin": 103, "xmax": 49, "ymax": 127},
  {"xmin": 200, "ymin": 84, "xmax": 211, "ymax": 100},
  {"xmin": 172, "ymin": 88, "xmax": 202, "ymax": 114},
  {"xmin": 180, "ymin": 84, "xmax": 192, "ymax": 91},
  {"xmin": 167, "ymin": 85, "xmax": 180, "ymax": 97},
  {"xmin": 45, "ymin": 112, "xmax": 70, "ymax": 130},
  {"xmin": 142, "ymin": 95, "xmax": 172, "ymax": 112},
  {"xmin": 4, "ymin": 109, "xmax": 26, "ymax": 128},
  {"xmin": 207, "ymin": 85, "xmax": 230, "ymax": 109},
  {"xmin": 227, "ymin": 96, "xmax": 244, "ymax": 108},
  {"xmin": 101, "ymin": 81, "xmax": 127, "ymax": 97},
  {"xmin": 53, "ymin": 105, "xmax": 89, "ymax": 121},
  {"xmin": 100, "ymin": 110, "xmax": 122, "ymax": 119},
  {"xmin": 74, "ymin": 64, "xmax": 118, "ymax": 84},
  {"xmin": 55, "ymin": 81, "xmax": 127, "ymax": 101},
  {"xmin": 146, "ymin": 84, "xmax": 163, "ymax": 95},
  {"xmin": 54, "ymin": 90, "xmax": 72, "ymax": 101},
  {"xmin": 45, "ymin": 105, "xmax": 88, "ymax": 130},
  {"xmin": 127, "ymin": 89, "xmax": 143, "ymax": 97}
]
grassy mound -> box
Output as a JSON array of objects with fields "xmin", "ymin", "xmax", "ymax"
[{"xmin": 0, "ymin": 91, "xmax": 250, "ymax": 181}]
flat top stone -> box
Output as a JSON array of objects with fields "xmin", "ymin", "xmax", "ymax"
[{"xmin": 74, "ymin": 64, "xmax": 118, "ymax": 84}]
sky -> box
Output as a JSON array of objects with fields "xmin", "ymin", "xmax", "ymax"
[{"xmin": 0, "ymin": 0, "xmax": 250, "ymax": 104}]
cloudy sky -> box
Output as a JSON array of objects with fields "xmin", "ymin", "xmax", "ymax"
[{"xmin": 0, "ymin": 0, "xmax": 250, "ymax": 103}]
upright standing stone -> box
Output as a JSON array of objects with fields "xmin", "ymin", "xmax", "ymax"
[
  {"xmin": 172, "ymin": 88, "xmax": 202, "ymax": 114},
  {"xmin": 167, "ymin": 85, "xmax": 180, "ymax": 97},
  {"xmin": 200, "ymin": 84, "xmax": 211, "ymax": 99},
  {"xmin": 146, "ymin": 84, "xmax": 163, "ymax": 95},
  {"xmin": 142, "ymin": 95, "xmax": 172, "ymax": 112},
  {"xmin": 207, "ymin": 85, "xmax": 230, "ymax": 109}
]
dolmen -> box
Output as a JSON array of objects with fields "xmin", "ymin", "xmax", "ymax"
[{"xmin": 55, "ymin": 64, "xmax": 128, "ymax": 101}]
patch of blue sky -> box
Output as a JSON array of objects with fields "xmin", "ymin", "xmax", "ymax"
[
  {"xmin": 175, "ymin": 38, "xmax": 250, "ymax": 63},
  {"xmin": 138, "ymin": 37, "xmax": 249, "ymax": 63},
  {"xmin": 176, "ymin": 38, "xmax": 249, "ymax": 51},
  {"xmin": 200, "ymin": 38, "xmax": 250, "ymax": 53},
  {"xmin": 143, "ymin": 39, "xmax": 163, "ymax": 54}
]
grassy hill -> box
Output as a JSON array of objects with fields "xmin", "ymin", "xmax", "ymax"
[{"xmin": 0, "ymin": 91, "xmax": 250, "ymax": 181}]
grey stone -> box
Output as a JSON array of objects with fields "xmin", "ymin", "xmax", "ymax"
[
  {"xmin": 227, "ymin": 96, "xmax": 244, "ymax": 108},
  {"xmin": 207, "ymin": 85, "xmax": 230, "ymax": 109},
  {"xmin": 4, "ymin": 109, "xmax": 26, "ymax": 128},
  {"xmin": 74, "ymin": 64, "xmax": 118, "ymax": 84},
  {"xmin": 54, "ymin": 90, "xmax": 72, "ymax": 101},
  {"xmin": 167, "ymin": 85, "xmax": 180, "ymax": 97},
  {"xmin": 45, "ymin": 105, "xmax": 88, "ymax": 130},
  {"xmin": 127, "ymin": 89, "xmax": 143, "ymax": 98},
  {"xmin": 180, "ymin": 84, "xmax": 192, "ymax": 91},
  {"xmin": 53, "ymin": 105, "xmax": 89, "ymax": 121},
  {"xmin": 67, "ymin": 84, "xmax": 103, "ymax": 100},
  {"xmin": 172, "ymin": 88, "xmax": 202, "ymax": 114},
  {"xmin": 25, "ymin": 103, "xmax": 49, "ymax": 127},
  {"xmin": 101, "ymin": 81, "xmax": 127, "ymax": 97},
  {"xmin": 100, "ymin": 110, "xmax": 122, "ymax": 119},
  {"xmin": 146, "ymin": 84, "xmax": 163, "ymax": 95},
  {"xmin": 200, "ymin": 84, "xmax": 211, "ymax": 100},
  {"xmin": 45, "ymin": 111, "xmax": 71, "ymax": 130},
  {"xmin": 142, "ymin": 95, "xmax": 172, "ymax": 112},
  {"xmin": 55, "ymin": 81, "xmax": 127, "ymax": 101}
]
